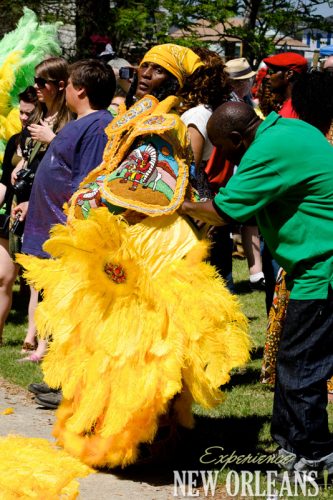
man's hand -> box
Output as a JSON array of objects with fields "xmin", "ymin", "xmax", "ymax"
[
  {"xmin": 28, "ymin": 121, "xmax": 56, "ymax": 144},
  {"xmin": 178, "ymin": 199, "xmax": 227, "ymax": 226},
  {"xmin": 12, "ymin": 202, "xmax": 29, "ymax": 222}
]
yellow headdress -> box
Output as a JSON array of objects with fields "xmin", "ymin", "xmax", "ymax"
[{"xmin": 140, "ymin": 43, "xmax": 203, "ymax": 88}]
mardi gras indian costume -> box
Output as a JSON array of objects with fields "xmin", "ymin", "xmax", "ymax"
[{"xmin": 18, "ymin": 92, "xmax": 250, "ymax": 469}]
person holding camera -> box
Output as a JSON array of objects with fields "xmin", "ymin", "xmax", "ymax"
[
  {"xmin": 0, "ymin": 87, "xmax": 38, "ymax": 346},
  {"xmin": 107, "ymin": 59, "xmax": 135, "ymax": 117},
  {"xmin": 11, "ymin": 57, "xmax": 72, "ymax": 356},
  {"xmin": 14, "ymin": 59, "xmax": 115, "ymax": 367}
]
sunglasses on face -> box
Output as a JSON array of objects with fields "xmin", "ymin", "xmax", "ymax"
[
  {"xmin": 267, "ymin": 68, "xmax": 285, "ymax": 76},
  {"xmin": 34, "ymin": 76, "xmax": 57, "ymax": 88}
]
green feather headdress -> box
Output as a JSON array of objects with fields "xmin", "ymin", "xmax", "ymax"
[{"xmin": 0, "ymin": 7, "xmax": 62, "ymax": 165}]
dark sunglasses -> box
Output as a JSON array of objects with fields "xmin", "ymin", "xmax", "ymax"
[
  {"xmin": 267, "ymin": 68, "xmax": 285, "ymax": 76},
  {"xmin": 34, "ymin": 76, "xmax": 57, "ymax": 88}
]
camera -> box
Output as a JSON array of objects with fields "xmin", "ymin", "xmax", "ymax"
[
  {"xmin": 10, "ymin": 214, "xmax": 25, "ymax": 238},
  {"xmin": 12, "ymin": 168, "xmax": 35, "ymax": 195},
  {"xmin": 119, "ymin": 67, "xmax": 135, "ymax": 80}
]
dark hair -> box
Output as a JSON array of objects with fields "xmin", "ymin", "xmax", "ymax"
[
  {"xmin": 292, "ymin": 70, "xmax": 333, "ymax": 135},
  {"xmin": 18, "ymin": 86, "xmax": 37, "ymax": 104},
  {"xmin": 257, "ymin": 76, "xmax": 285, "ymax": 116},
  {"xmin": 32, "ymin": 56, "xmax": 72, "ymax": 133},
  {"xmin": 69, "ymin": 59, "xmax": 116, "ymax": 109},
  {"xmin": 125, "ymin": 71, "xmax": 180, "ymax": 109},
  {"xmin": 179, "ymin": 47, "xmax": 230, "ymax": 113}
]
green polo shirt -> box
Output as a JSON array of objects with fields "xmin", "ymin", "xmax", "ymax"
[{"xmin": 214, "ymin": 112, "xmax": 333, "ymax": 299}]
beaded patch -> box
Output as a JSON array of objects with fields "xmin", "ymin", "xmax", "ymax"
[
  {"xmin": 69, "ymin": 95, "xmax": 192, "ymax": 220},
  {"xmin": 104, "ymin": 263, "xmax": 126, "ymax": 284}
]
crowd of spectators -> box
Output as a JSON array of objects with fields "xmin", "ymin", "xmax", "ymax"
[{"xmin": 1, "ymin": 41, "xmax": 333, "ymax": 477}]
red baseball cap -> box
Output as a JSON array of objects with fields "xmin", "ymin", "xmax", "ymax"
[{"xmin": 263, "ymin": 52, "xmax": 308, "ymax": 74}]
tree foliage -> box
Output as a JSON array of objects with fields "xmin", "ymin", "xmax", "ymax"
[
  {"xmin": 220, "ymin": 0, "xmax": 333, "ymax": 64},
  {"xmin": 1, "ymin": 1, "xmax": 332, "ymax": 64},
  {"xmin": 107, "ymin": 0, "xmax": 332, "ymax": 64}
]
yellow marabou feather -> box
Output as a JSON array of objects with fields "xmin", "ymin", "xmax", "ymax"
[
  {"xmin": 17, "ymin": 208, "xmax": 251, "ymax": 468},
  {"xmin": 0, "ymin": 435, "xmax": 92, "ymax": 498}
]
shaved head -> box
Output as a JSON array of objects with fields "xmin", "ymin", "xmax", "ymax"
[{"xmin": 207, "ymin": 102, "xmax": 261, "ymax": 164}]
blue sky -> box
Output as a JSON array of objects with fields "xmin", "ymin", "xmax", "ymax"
[{"xmin": 314, "ymin": 2, "xmax": 333, "ymax": 16}]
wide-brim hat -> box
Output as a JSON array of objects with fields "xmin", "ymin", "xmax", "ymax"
[{"xmin": 224, "ymin": 58, "xmax": 256, "ymax": 80}]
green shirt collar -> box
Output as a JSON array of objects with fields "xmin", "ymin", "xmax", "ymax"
[{"xmin": 255, "ymin": 111, "xmax": 281, "ymax": 139}]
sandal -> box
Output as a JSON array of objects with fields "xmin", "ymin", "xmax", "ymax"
[
  {"xmin": 21, "ymin": 341, "xmax": 37, "ymax": 353},
  {"xmin": 17, "ymin": 353, "xmax": 42, "ymax": 363}
]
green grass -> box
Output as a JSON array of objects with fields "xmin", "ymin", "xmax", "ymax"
[
  {"xmin": 1, "ymin": 260, "xmax": 332, "ymax": 497},
  {"xmin": 0, "ymin": 284, "xmax": 42, "ymax": 386}
]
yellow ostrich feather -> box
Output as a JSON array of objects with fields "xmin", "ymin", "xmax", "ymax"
[
  {"xmin": 0, "ymin": 108, "xmax": 20, "ymax": 142},
  {"xmin": 0, "ymin": 52, "xmax": 22, "ymax": 160},
  {"xmin": 0, "ymin": 435, "xmax": 93, "ymax": 498},
  {"xmin": 18, "ymin": 208, "xmax": 250, "ymax": 469},
  {"xmin": 0, "ymin": 51, "xmax": 22, "ymax": 117}
]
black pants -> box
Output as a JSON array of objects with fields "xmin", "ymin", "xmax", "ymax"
[
  {"xmin": 271, "ymin": 287, "xmax": 333, "ymax": 460},
  {"xmin": 208, "ymin": 225, "xmax": 234, "ymax": 292}
]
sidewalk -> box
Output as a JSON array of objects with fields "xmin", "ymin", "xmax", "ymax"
[{"xmin": 0, "ymin": 378, "xmax": 176, "ymax": 499}]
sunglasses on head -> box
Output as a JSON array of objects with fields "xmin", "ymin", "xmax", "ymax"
[{"xmin": 34, "ymin": 76, "xmax": 57, "ymax": 88}]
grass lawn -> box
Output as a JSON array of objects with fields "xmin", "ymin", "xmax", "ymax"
[
  {"xmin": 0, "ymin": 284, "xmax": 42, "ymax": 386},
  {"xmin": 1, "ymin": 259, "xmax": 332, "ymax": 497}
]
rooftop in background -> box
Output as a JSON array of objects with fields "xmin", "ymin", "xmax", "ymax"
[
  {"xmin": 171, "ymin": 17, "xmax": 243, "ymax": 43},
  {"xmin": 171, "ymin": 18, "xmax": 310, "ymax": 53}
]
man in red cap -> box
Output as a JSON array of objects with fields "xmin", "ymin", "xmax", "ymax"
[{"xmin": 263, "ymin": 52, "xmax": 308, "ymax": 118}]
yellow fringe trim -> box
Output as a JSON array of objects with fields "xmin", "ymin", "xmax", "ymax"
[{"xmin": 68, "ymin": 95, "xmax": 192, "ymax": 218}]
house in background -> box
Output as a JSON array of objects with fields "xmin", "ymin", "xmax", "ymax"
[
  {"xmin": 171, "ymin": 18, "xmax": 244, "ymax": 59},
  {"xmin": 271, "ymin": 36, "xmax": 309, "ymax": 57},
  {"xmin": 171, "ymin": 16, "xmax": 332, "ymax": 66},
  {"xmin": 302, "ymin": 15, "xmax": 333, "ymax": 60}
]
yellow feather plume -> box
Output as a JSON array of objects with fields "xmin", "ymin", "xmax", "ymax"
[
  {"xmin": 17, "ymin": 208, "xmax": 250, "ymax": 468},
  {"xmin": 0, "ymin": 435, "xmax": 93, "ymax": 498}
]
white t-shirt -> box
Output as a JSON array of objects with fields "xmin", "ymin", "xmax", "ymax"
[{"xmin": 181, "ymin": 104, "xmax": 213, "ymax": 161}]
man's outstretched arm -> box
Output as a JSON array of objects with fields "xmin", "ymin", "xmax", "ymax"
[{"xmin": 179, "ymin": 199, "xmax": 234, "ymax": 226}]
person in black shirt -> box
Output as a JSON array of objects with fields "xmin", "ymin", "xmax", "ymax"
[{"xmin": 0, "ymin": 86, "xmax": 37, "ymax": 345}]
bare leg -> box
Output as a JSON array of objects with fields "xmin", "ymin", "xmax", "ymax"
[
  {"xmin": 241, "ymin": 225, "xmax": 265, "ymax": 287},
  {"xmin": 20, "ymin": 286, "xmax": 49, "ymax": 361},
  {"xmin": 0, "ymin": 237, "xmax": 18, "ymax": 344},
  {"xmin": 21, "ymin": 286, "xmax": 38, "ymax": 347},
  {"xmin": 33, "ymin": 338, "xmax": 48, "ymax": 359}
]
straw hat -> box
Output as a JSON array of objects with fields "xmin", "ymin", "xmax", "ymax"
[{"xmin": 225, "ymin": 58, "xmax": 256, "ymax": 80}]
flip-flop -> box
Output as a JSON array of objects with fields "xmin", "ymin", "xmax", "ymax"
[{"xmin": 17, "ymin": 353, "xmax": 42, "ymax": 363}]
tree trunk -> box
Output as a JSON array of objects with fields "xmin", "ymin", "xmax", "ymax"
[{"xmin": 76, "ymin": 0, "xmax": 110, "ymax": 58}]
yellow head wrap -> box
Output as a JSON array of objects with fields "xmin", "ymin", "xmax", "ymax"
[{"xmin": 140, "ymin": 44, "xmax": 203, "ymax": 88}]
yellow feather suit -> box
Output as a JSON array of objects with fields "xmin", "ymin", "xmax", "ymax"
[{"xmin": 17, "ymin": 96, "xmax": 251, "ymax": 469}]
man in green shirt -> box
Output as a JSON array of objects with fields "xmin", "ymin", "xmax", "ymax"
[{"xmin": 180, "ymin": 101, "xmax": 333, "ymax": 475}]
